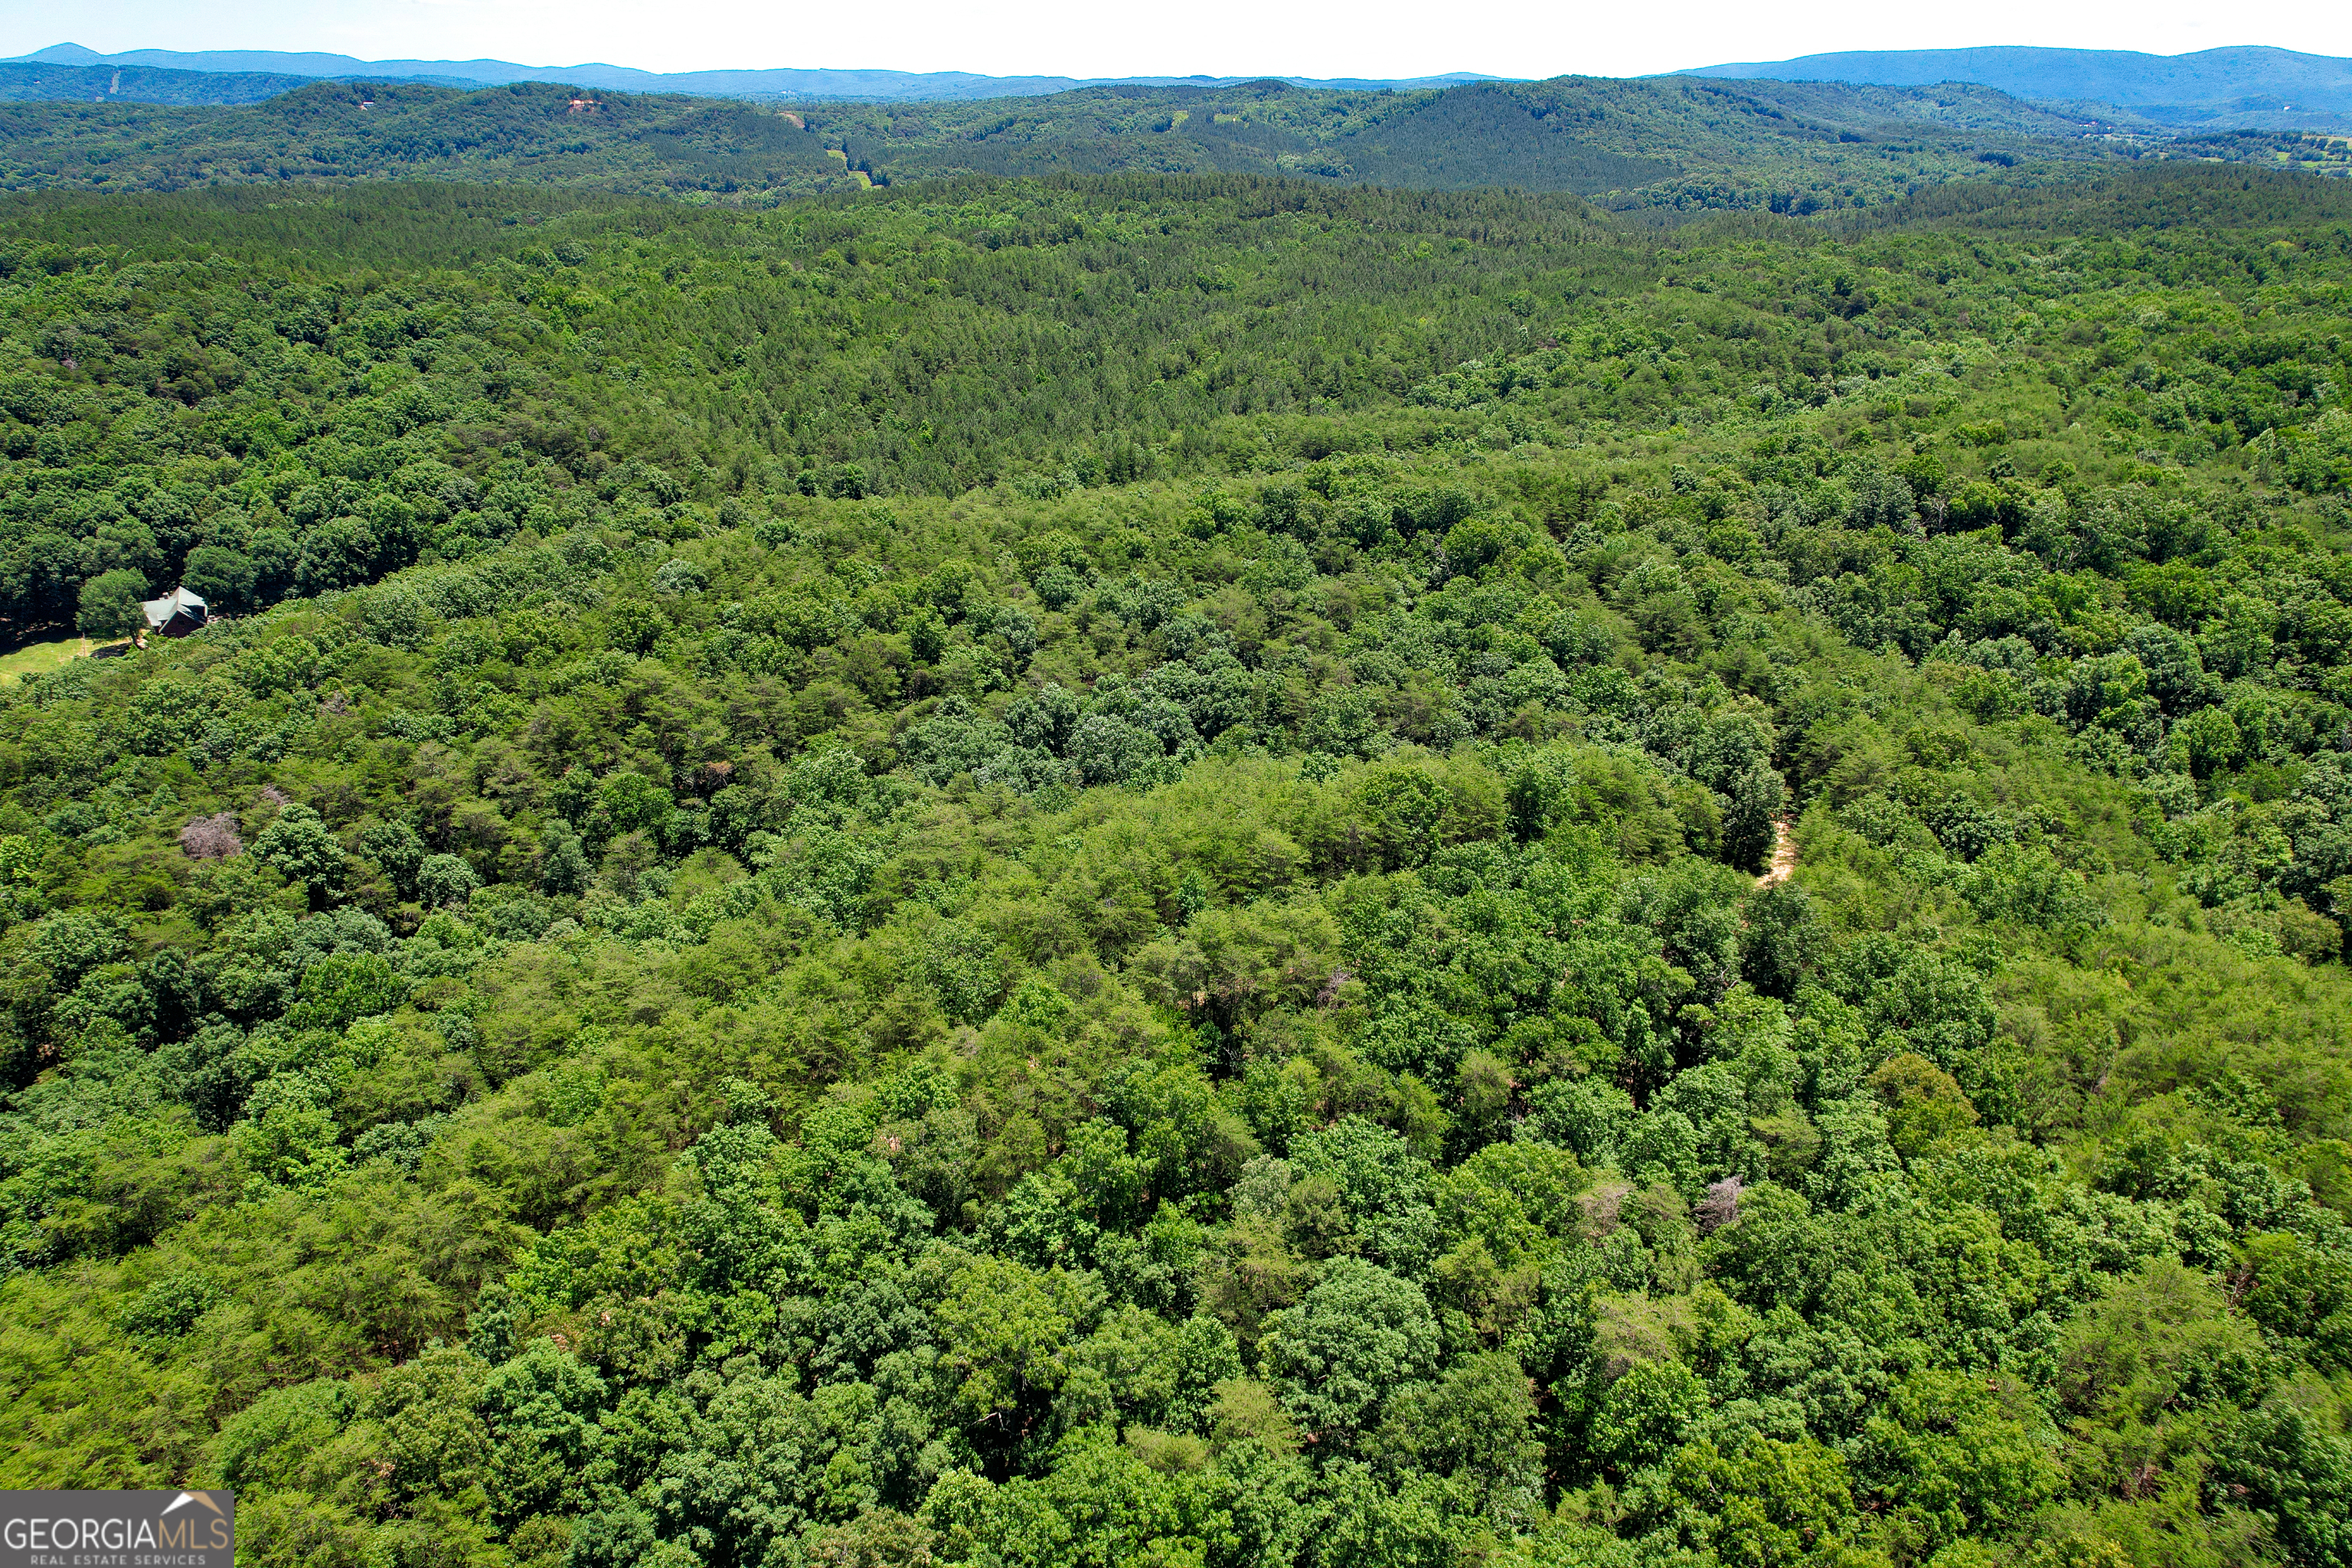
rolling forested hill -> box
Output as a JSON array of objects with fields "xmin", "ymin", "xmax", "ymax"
[
  {"xmin": 5, "ymin": 41, "xmax": 1502, "ymax": 101},
  {"xmin": 0, "ymin": 73, "xmax": 2174, "ymax": 212},
  {"xmin": 0, "ymin": 61, "xmax": 322, "ymax": 107},
  {"xmin": 0, "ymin": 162, "xmax": 2349, "ymax": 1567},
  {"xmin": 805, "ymin": 77, "xmax": 2139, "ymax": 211},
  {"xmin": 5, "ymin": 69, "xmax": 2347, "ymax": 212}
]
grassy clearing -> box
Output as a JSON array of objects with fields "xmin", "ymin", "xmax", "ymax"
[{"xmin": 0, "ymin": 635, "xmax": 103, "ymax": 684}]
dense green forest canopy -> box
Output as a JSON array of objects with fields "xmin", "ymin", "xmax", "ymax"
[
  {"xmin": 11, "ymin": 71, "xmax": 2341, "ymax": 212},
  {"xmin": 0, "ymin": 61, "xmax": 324, "ymax": 108},
  {"xmin": 0, "ymin": 162, "xmax": 2350, "ymax": 1568}
]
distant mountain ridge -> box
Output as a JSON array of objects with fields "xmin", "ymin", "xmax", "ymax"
[
  {"xmin": 1681, "ymin": 44, "xmax": 2352, "ymax": 128},
  {"xmin": 8, "ymin": 42, "xmax": 1498, "ymax": 102},
  {"xmin": 0, "ymin": 71, "xmax": 2228, "ymax": 214},
  {"xmin": 0, "ymin": 60, "xmax": 319, "ymax": 106},
  {"xmin": 12, "ymin": 39, "xmax": 2352, "ymax": 136}
]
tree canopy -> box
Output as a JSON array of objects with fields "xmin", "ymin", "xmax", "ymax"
[{"xmin": 0, "ymin": 161, "xmax": 2350, "ymax": 1568}]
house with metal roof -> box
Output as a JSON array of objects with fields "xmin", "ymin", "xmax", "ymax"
[{"xmin": 139, "ymin": 586, "xmax": 209, "ymax": 638}]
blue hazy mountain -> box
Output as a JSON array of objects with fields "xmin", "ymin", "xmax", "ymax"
[
  {"xmin": 8, "ymin": 42, "xmax": 1498, "ymax": 101},
  {"xmin": 1680, "ymin": 44, "xmax": 2352, "ymax": 120}
]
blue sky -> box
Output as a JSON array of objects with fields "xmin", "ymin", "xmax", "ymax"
[{"xmin": 8, "ymin": 0, "xmax": 2349, "ymax": 81}]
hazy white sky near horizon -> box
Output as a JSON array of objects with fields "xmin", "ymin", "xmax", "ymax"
[{"xmin": 7, "ymin": 0, "xmax": 2350, "ymax": 79}]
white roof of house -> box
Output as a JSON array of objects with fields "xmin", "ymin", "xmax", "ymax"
[{"xmin": 140, "ymin": 586, "xmax": 208, "ymax": 628}]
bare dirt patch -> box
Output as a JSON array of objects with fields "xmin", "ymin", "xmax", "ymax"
[{"xmin": 1755, "ymin": 816, "xmax": 1798, "ymax": 889}]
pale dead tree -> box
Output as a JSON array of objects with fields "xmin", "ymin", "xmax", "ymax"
[
  {"xmin": 1578, "ymin": 1180, "xmax": 1631, "ymax": 1241},
  {"xmin": 180, "ymin": 812, "xmax": 243, "ymax": 859},
  {"xmin": 1696, "ymin": 1175, "xmax": 1744, "ymax": 1233}
]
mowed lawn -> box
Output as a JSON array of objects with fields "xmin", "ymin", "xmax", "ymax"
[{"xmin": 0, "ymin": 635, "xmax": 105, "ymax": 684}]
